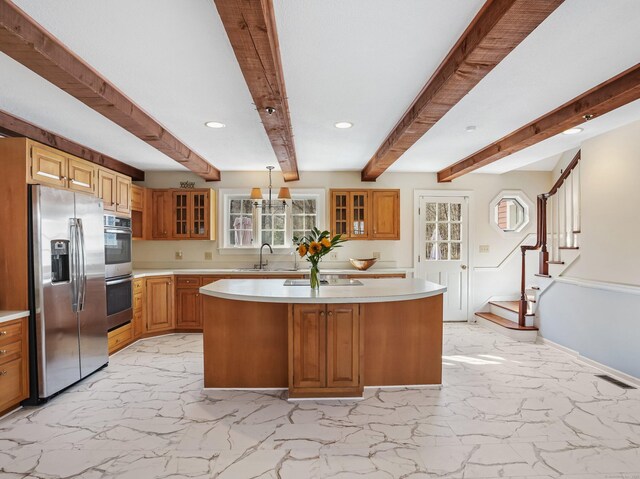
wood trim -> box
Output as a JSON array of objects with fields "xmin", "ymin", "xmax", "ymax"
[
  {"xmin": 0, "ymin": 2, "xmax": 219, "ymax": 181},
  {"xmin": 438, "ymin": 63, "xmax": 640, "ymax": 182},
  {"xmin": 214, "ymin": 0, "xmax": 299, "ymax": 181},
  {"xmin": 0, "ymin": 109, "xmax": 144, "ymax": 180},
  {"xmin": 361, "ymin": 0, "xmax": 564, "ymax": 181}
]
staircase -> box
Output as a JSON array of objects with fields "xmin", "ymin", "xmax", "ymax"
[{"xmin": 476, "ymin": 150, "xmax": 582, "ymax": 341}]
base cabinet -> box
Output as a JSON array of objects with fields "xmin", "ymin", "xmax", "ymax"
[
  {"xmin": 289, "ymin": 303, "xmax": 362, "ymax": 398},
  {"xmin": 145, "ymin": 276, "xmax": 175, "ymax": 333},
  {"xmin": 0, "ymin": 317, "xmax": 29, "ymax": 415}
]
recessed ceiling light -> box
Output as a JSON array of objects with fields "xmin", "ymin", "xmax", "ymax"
[
  {"xmin": 334, "ymin": 122, "xmax": 353, "ymax": 129},
  {"xmin": 563, "ymin": 127, "xmax": 583, "ymax": 135},
  {"xmin": 205, "ymin": 121, "xmax": 226, "ymax": 129},
  {"xmin": 465, "ymin": 125, "xmax": 477, "ymax": 132}
]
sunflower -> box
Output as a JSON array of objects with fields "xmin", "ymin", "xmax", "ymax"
[
  {"xmin": 320, "ymin": 237, "xmax": 331, "ymax": 248},
  {"xmin": 298, "ymin": 244, "xmax": 308, "ymax": 257},
  {"xmin": 308, "ymin": 241, "xmax": 322, "ymax": 255}
]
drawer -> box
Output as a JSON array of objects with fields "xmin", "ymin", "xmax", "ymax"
[
  {"xmin": 0, "ymin": 357, "xmax": 26, "ymax": 410},
  {"xmin": 108, "ymin": 323, "xmax": 133, "ymax": 354},
  {"xmin": 0, "ymin": 340, "xmax": 22, "ymax": 366},
  {"xmin": 200, "ymin": 275, "xmax": 223, "ymax": 285},
  {"xmin": 133, "ymin": 279, "xmax": 145, "ymax": 292},
  {"xmin": 176, "ymin": 276, "xmax": 201, "ymax": 287},
  {"xmin": 0, "ymin": 320, "xmax": 23, "ymax": 346},
  {"xmin": 133, "ymin": 291, "xmax": 144, "ymax": 312}
]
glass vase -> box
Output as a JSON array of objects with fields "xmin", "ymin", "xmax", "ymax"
[{"xmin": 309, "ymin": 264, "xmax": 320, "ymax": 291}]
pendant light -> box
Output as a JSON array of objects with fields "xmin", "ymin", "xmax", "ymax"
[{"xmin": 252, "ymin": 166, "xmax": 290, "ymax": 211}]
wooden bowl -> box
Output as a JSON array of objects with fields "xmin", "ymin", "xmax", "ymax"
[{"xmin": 349, "ymin": 258, "xmax": 377, "ymax": 271}]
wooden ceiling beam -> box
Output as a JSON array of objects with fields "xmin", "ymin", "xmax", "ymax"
[
  {"xmin": 437, "ymin": 63, "xmax": 640, "ymax": 182},
  {"xmin": 0, "ymin": 109, "xmax": 145, "ymax": 180},
  {"xmin": 361, "ymin": 0, "xmax": 564, "ymax": 181},
  {"xmin": 214, "ymin": 0, "xmax": 299, "ymax": 182},
  {"xmin": 0, "ymin": 0, "xmax": 220, "ymax": 181}
]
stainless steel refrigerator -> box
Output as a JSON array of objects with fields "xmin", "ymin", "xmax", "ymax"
[{"xmin": 29, "ymin": 185, "xmax": 108, "ymax": 401}]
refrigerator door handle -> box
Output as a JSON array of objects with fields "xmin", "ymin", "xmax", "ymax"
[
  {"xmin": 77, "ymin": 218, "xmax": 87, "ymax": 311},
  {"xmin": 70, "ymin": 218, "xmax": 79, "ymax": 313}
]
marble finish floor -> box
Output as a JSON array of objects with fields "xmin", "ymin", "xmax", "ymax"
[{"xmin": 1, "ymin": 324, "xmax": 639, "ymax": 479}]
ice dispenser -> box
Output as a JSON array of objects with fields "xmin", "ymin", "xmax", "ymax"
[{"xmin": 51, "ymin": 239, "xmax": 70, "ymax": 283}]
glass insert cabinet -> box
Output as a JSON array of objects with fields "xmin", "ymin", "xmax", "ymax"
[
  {"xmin": 330, "ymin": 189, "xmax": 400, "ymax": 240},
  {"xmin": 146, "ymin": 188, "xmax": 216, "ymax": 240}
]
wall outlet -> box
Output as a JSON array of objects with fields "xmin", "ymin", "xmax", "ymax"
[
  {"xmin": 372, "ymin": 252, "xmax": 381, "ymax": 259},
  {"xmin": 479, "ymin": 245, "xmax": 490, "ymax": 254},
  {"xmin": 175, "ymin": 251, "xmax": 183, "ymax": 260},
  {"xmin": 329, "ymin": 252, "xmax": 338, "ymax": 260},
  {"xmin": 204, "ymin": 251, "xmax": 213, "ymax": 260}
]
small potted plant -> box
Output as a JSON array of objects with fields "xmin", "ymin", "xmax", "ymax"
[{"xmin": 293, "ymin": 228, "xmax": 346, "ymax": 290}]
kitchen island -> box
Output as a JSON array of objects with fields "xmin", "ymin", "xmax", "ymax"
[{"xmin": 200, "ymin": 278, "xmax": 446, "ymax": 399}]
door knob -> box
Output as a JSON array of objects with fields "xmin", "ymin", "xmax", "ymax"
[{"xmin": 461, "ymin": 265, "xmax": 467, "ymax": 270}]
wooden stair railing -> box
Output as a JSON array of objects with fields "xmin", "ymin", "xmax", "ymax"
[{"xmin": 518, "ymin": 150, "xmax": 581, "ymax": 326}]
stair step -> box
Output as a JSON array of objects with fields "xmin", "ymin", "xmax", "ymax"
[
  {"xmin": 475, "ymin": 312, "xmax": 538, "ymax": 331},
  {"xmin": 489, "ymin": 301, "xmax": 534, "ymax": 316},
  {"xmin": 559, "ymin": 246, "xmax": 579, "ymax": 250},
  {"xmin": 547, "ymin": 261, "xmax": 565, "ymax": 265}
]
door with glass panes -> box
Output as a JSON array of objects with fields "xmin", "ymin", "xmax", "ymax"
[{"xmin": 417, "ymin": 196, "xmax": 469, "ymax": 322}]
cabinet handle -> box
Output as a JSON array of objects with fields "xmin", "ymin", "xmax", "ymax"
[
  {"xmin": 320, "ymin": 311, "xmax": 325, "ymax": 317},
  {"xmin": 328, "ymin": 311, "xmax": 333, "ymax": 317},
  {"xmin": 0, "ymin": 370, "xmax": 7, "ymax": 376},
  {"xmin": 0, "ymin": 349, "xmax": 6, "ymax": 355},
  {"xmin": 0, "ymin": 331, "xmax": 7, "ymax": 336}
]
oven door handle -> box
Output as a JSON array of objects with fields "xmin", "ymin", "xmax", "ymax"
[
  {"xmin": 106, "ymin": 276, "xmax": 133, "ymax": 286},
  {"xmin": 104, "ymin": 228, "xmax": 132, "ymax": 235}
]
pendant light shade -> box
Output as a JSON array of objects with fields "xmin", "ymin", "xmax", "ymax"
[
  {"xmin": 278, "ymin": 187, "xmax": 291, "ymax": 200},
  {"xmin": 250, "ymin": 188, "xmax": 263, "ymax": 200}
]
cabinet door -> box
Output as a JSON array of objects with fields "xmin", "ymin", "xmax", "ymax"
[
  {"xmin": 371, "ymin": 190, "xmax": 400, "ymax": 240},
  {"xmin": 115, "ymin": 175, "xmax": 131, "ymax": 215},
  {"xmin": 190, "ymin": 191, "xmax": 210, "ymax": 239},
  {"xmin": 176, "ymin": 287, "xmax": 202, "ymax": 329},
  {"xmin": 349, "ymin": 191, "xmax": 370, "ymax": 239},
  {"xmin": 98, "ymin": 169, "xmax": 117, "ymax": 212},
  {"xmin": 130, "ymin": 184, "xmax": 144, "ymax": 211},
  {"xmin": 331, "ymin": 191, "xmax": 349, "ymax": 237},
  {"xmin": 151, "ymin": 190, "xmax": 172, "ymax": 239},
  {"xmin": 67, "ymin": 157, "xmax": 96, "ymax": 195},
  {"xmin": 30, "ymin": 145, "xmax": 67, "ymax": 188},
  {"xmin": 172, "ymin": 191, "xmax": 190, "ymax": 239},
  {"xmin": 326, "ymin": 304, "xmax": 361, "ymax": 388},
  {"xmin": 291, "ymin": 304, "xmax": 326, "ymax": 388},
  {"xmin": 145, "ymin": 277, "xmax": 175, "ymax": 333}
]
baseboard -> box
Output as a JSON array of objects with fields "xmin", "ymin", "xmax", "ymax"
[
  {"xmin": 538, "ymin": 336, "xmax": 640, "ymax": 388},
  {"xmin": 203, "ymin": 387, "xmax": 287, "ymax": 391}
]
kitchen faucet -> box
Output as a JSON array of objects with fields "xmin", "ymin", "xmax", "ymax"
[{"xmin": 258, "ymin": 243, "xmax": 273, "ymax": 270}]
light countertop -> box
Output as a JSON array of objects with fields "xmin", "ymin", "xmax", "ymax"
[
  {"xmin": 133, "ymin": 268, "xmax": 410, "ymax": 278},
  {"xmin": 199, "ymin": 278, "xmax": 446, "ymax": 304},
  {"xmin": 0, "ymin": 311, "xmax": 29, "ymax": 325}
]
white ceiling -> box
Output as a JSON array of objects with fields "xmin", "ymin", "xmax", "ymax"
[{"xmin": 2, "ymin": 0, "xmax": 640, "ymax": 177}]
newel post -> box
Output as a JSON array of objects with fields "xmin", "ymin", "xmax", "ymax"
[
  {"xmin": 519, "ymin": 246, "xmax": 527, "ymax": 327},
  {"xmin": 539, "ymin": 195, "xmax": 549, "ymax": 276}
]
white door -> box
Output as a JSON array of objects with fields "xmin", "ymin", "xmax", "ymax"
[{"xmin": 417, "ymin": 196, "xmax": 469, "ymax": 322}]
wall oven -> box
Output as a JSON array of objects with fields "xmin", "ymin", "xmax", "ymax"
[
  {"xmin": 104, "ymin": 215, "xmax": 132, "ymax": 279},
  {"xmin": 104, "ymin": 215, "xmax": 133, "ymax": 330}
]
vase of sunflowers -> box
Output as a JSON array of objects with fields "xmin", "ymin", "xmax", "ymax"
[{"xmin": 294, "ymin": 228, "xmax": 346, "ymax": 290}]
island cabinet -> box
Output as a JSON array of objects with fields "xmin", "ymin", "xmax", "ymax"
[
  {"xmin": 0, "ymin": 317, "xmax": 29, "ymax": 416},
  {"xmin": 330, "ymin": 189, "xmax": 399, "ymax": 240},
  {"xmin": 289, "ymin": 303, "xmax": 363, "ymax": 398},
  {"xmin": 145, "ymin": 276, "xmax": 175, "ymax": 333}
]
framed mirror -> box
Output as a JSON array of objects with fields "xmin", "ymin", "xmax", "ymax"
[{"xmin": 489, "ymin": 190, "xmax": 532, "ymax": 234}]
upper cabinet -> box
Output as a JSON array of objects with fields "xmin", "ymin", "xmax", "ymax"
[
  {"xmin": 25, "ymin": 139, "xmax": 133, "ymax": 215},
  {"xmin": 148, "ymin": 188, "xmax": 216, "ymax": 241},
  {"xmin": 29, "ymin": 142, "xmax": 97, "ymax": 195},
  {"xmin": 330, "ymin": 189, "xmax": 399, "ymax": 240},
  {"xmin": 97, "ymin": 168, "xmax": 131, "ymax": 216}
]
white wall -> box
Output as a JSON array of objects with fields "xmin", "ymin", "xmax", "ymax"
[
  {"xmin": 133, "ymin": 170, "xmax": 551, "ymax": 292},
  {"xmin": 537, "ymin": 120, "xmax": 640, "ymax": 379}
]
